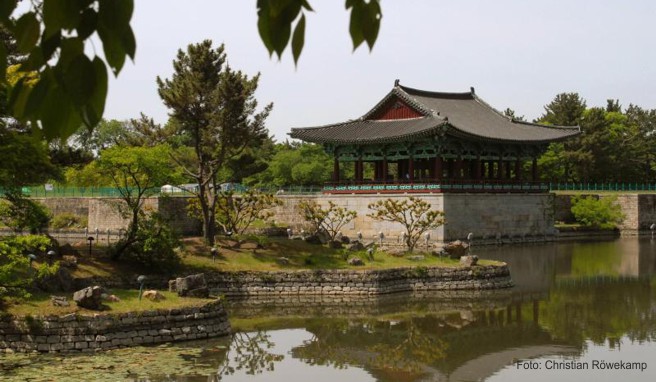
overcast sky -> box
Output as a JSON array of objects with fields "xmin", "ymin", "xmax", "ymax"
[{"xmin": 102, "ymin": 0, "xmax": 656, "ymax": 141}]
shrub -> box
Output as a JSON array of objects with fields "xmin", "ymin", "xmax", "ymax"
[
  {"xmin": 113, "ymin": 213, "xmax": 181, "ymax": 272},
  {"xmin": 0, "ymin": 194, "xmax": 50, "ymax": 233},
  {"xmin": 570, "ymin": 196, "xmax": 624, "ymax": 229},
  {"xmin": 50, "ymin": 213, "xmax": 88, "ymax": 229}
]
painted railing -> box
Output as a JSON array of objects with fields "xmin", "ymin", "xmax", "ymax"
[
  {"xmin": 549, "ymin": 182, "xmax": 656, "ymax": 192},
  {"xmin": 323, "ymin": 179, "xmax": 548, "ymax": 193}
]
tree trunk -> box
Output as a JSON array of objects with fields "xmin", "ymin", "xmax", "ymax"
[{"xmin": 111, "ymin": 208, "xmax": 140, "ymax": 260}]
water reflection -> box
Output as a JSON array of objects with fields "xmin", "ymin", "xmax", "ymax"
[{"xmin": 1, "ymin": 238, "xmax": 655, "ymax": 381}]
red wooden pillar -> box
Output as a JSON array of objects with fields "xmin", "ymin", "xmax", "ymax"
[
  {"xmin": 434, "ymin": 157, "xmax": 443, "ymax": 181},
  {"xmin": 382, "ymin": 157, "xmax": 388, "ymax": 182},
  {"xmin": 408, "ymin": 157, "xmax": 415, "ymax": 183},
  {"xmin": 353, "ymin": 161, "xmax": 358, "ymax": 182},
  {"xmin": 532, "ymin": 157, "xmax": 538, "ymax": 181},
  {"xmin": 333, "ymin": 156, "xmax": 340, "ymax": 182},
  {"xmin": 454, "ymin": 157, "xmax": 462, "ymax": 179},
  {"xmin": 487, "ymin": 160, "xmax": 494, "ymax": 178},
  {"xmin": 474, "ymin": 157, "xmax": 482, "ymax": 180},
  {"xmin": 505, "ymin": 161, "xmax": 511, "ymax": 179},
  {"xmin": 498, "ymin": 158, "xmax": 504, "ymax": 180},
  {"xmin": 515, "ymin": 159, "xmax": 522, "ymax": 181},
  {"xmin": 373, "ymin": 161, "xmax": 380, "ymax": 181}
]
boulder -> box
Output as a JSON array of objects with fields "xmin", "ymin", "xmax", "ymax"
[
  {"xmin": 51, "ymin": 295, "xmax": 70, "ymax": 307},
  {"xmin": 444, "ymin": 240, "xmax": 470, "ymax": 259},
  {"xmin": 103, "ymin": 294, "xmax": 121, "ymax": 302},
  {"xmin": 408, "ymin": 255, "xmax": 425, "ymax": 261},
  {"xmin": 460, "ymin": 255, "xmax": 479, "ymax": 267},
  {"xmin": 347, "ymin": 241, "xmax": 365, "ymax": 252},
  {"xmin": 276, "ymin": 257, "xmax": 290, "ymax": 265},
  {"xmin": 73, "ymin": 286, "xmax": 104, "ymax": 310},
  {"xmin": 340, "ymin": 235, "xmax": 351, "ymax": 244},
  {"xmin": 327, "ymin": 240, "xmax": 343, "ymax": 249},
  {"xmin": 168, "ymin": 279, "xmax": 177, "ymax": 292},
  {"xmin": 387, "ymin": 248, "xmax": 406, "ymax": 257},
  {"xmin": 175, "ymin": 274, "xmax": 209, "ymax": 298},
  {"xmin": 303, "ymin": 235, "xmax": 322, "ymax": 245},
  {"xmin": 142, "ymin": 290, "xmax": 165, "ymax": 301},
  {"xmin": 60, "ymin": 255, "xmax": 78, "ymax": 269},
  {"xmin": 317, "ymin": 230, "xmax": 330, "ymax": 244},
  {"xmin": 347, "ymin": 257, "xmax": 364, "ymax": 266}
]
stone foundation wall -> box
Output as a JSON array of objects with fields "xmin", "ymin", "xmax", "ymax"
[
  {"xmin": 0, "ymin": 299, "xmax": 230, "ymax": 354},
  {"xmin": 206, "ymin": 265, "xmax": 512, "ymax": 296}
]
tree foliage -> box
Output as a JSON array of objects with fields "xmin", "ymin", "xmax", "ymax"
[
  {"xmin": 367, "ymin": 197, "xmax": 444, "ymax": 253},
  {"xmin": 189, "ymin": 190, "xmax": 282, "ymax": 236},
  {"xmin": 116, "ymin": 212, "xmax": 181, "ymax": 272},
  {"xmin": 0, "ymin": 234, "xmax": 51, "ymax": 300},
  {"xmin": 0, "ymin": 192, "xmax": 50, "ymax": 233},
  {"xmin": 298, "ymin": 200, "xmax": 357, "ymax": 241},
  {"xmin": 157, "ymin": 40, "xmax": 272, "ymax": 245},
  {"xmin": 95, "ymin": 144, "xmax": 180, "ymax": 259},
  {"xmin": 1, "ymin": 0, "xmax": 136, "ymax": 140},
  {"xmin": 570, "ymin": 195, "xmax": 624, "ymax": 229}
]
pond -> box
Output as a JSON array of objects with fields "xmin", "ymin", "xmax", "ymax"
[{"xmin": 2, "ymin": 237, "xmax": 656, "ymax": 381}]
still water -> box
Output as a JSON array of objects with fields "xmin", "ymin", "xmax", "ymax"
[{"xmin": 2, "ymin": 237, "xmax": 656, "ymax": 381}]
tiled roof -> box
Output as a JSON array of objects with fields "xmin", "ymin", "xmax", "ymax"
[{"xmin": 289, "ymin": 82, "xmax": 580, "ymax": 144}]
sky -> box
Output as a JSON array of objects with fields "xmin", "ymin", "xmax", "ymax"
[{"xmin": 101, "ymin": 0, "xmax": 656, "ymax": 141}]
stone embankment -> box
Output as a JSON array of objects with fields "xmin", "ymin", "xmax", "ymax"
[
  {"xmin": 206, "ymin": 265, "xmax": 512, "ymax": 297},
  {"xmin": 0, "ymin": 299, "xmax": 230, "ymax": 354}
]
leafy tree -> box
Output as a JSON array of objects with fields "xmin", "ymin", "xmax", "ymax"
[
  {"xmin": 0, "ymin": 234, "xmax": 51, "ymax": 300},
  {"xmin": 1, "ymin": 0, "xmax": 382, "ymax": 140},
  {"xmin": 570, "ymin": 195, "xmax": 624, "ymax": 229},
  {"xmin": 94, "ymin": 145, "xmax": 180, "ymax": 259},
  {"xmin": 298, "ymin": 200, "xmax": 357, "ymax": 241},
  {"xmin": 248, "ymin": 142, "xmax": 333, "ymax": 188},
  {"xmin": 119, "ymin": 212, "xmax": 181, "ymax": 272},
  {"xmin": 367, "ymin": 197, "xmax": 444, "ymax": 253},
  {"xmin": 157, "ymin": 40, "xmax": 272, "ymax": 245},
  {"xmin": 0, "ymin": 192, "xmax": 50, "ymax": 233},
  {"xmin": 189, "ymin": 190, "xmax": 282, "ymax": 235}
]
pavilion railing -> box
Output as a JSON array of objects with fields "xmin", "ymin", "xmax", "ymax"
[
  {"xmin": 323, "ymin": 179, "xmax": 548, "ymax": 193},
  {"xmin": 549, "ymin": 182, "xmax": 656, "ymax": 192}
]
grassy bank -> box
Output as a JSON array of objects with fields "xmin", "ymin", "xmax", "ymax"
[{"xmin": 4, "ymin": 290, "xmax": 215, "ymax": 317}]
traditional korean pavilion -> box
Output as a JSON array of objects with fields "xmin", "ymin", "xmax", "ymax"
[{"xmin": 290, "ymin": 80, "xmax": 579, "ymax": 193}]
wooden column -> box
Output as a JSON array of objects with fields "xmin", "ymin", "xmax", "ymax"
[
  {"xmin": 515, "ymin": 159, "xmax": 522, "ymax": 181},
  {"xmin": 382, "ymin": 157, "xmax": 388, "ymax": 182},
  {"xmin": 487, "ymin": 160, "xmax": 494, "ymax": 178},
  {"xmin": 474, "ymin": 157, "xmax": 482, "ymax": 180},
  {"xmin": 532, "ymin": 157, "xmax": 538, "ymax": 181},
  {"xmin": 408, "ymin": 156, "xmax": 415, "ymax": 182},
  {"xmin": 497, "ymin": 158, "xmax": 504, "ymax": 180},
  {"xmin": 434, "ymin": 157, "xmax": 443, "ymax": 181},
  {"xmin": 505, "ymin": 161, "xmax": 511, "ymax": 179},
  {"xmin": 353, "ymin": 161, "xmax": 358, "ymax": 182},
  {"xmin": 333, "ymin": 156, "xmax": 340, "ymax": 182}
]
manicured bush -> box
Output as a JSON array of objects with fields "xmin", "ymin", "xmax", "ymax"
[
  {"xmin": 50, "ymin": 213, "xmax": 88, "ymax": 229},
  {"xmin": 570, "ymin": 196, "xmax": 624, "ymax": 229}
]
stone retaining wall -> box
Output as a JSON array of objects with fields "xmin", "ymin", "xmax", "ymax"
[
  {"xmin": 205, "ymin": 265, "xmax": 512, "ymax": 296},
  {"xmin": 0, "ymin": 299, "xmax": 230, "ymax": 354}
]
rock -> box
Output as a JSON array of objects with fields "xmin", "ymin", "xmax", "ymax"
[
  {"xmin": 444, "ymin": 240, "xmax": 470, "ymax": 259},
  {"xmin": 73, "ymin": 286, "xmax": 104, "ymax": 310},
  {"xmin": 431, "ymin": 249, "xmax": 447, "ymax": 257},
  {"xmin": 34, "ymin": 266, "xmax": 74, "ymax": 292},
  {"xmin": 168, "ymin": 279, "xmax": 177, "ymax": 292},
  {"xmin": 460, "ymin": 255, "xmax": 478, "ymax": 267},
  {"xmin": 317, "ymin": 230, "xmax": 330, "ymax": 244},
  {"xmin": 347, "ymin": 257, "xmax": 364, "ymax": 266},
  {"xmin": 327, "ymin": 240, "xmax": 343, "ymax": 249},
  {"xmin": 175, "ymin": 274, "xmax": 209, "ymax": 298},
  {"xmin": 340, "ymin": 235, "xmax": 351, "ymax": 244},
  {"xmin": 408, "ymin": 255, "xmax": 425, "ymax": 261},
  {"xmin": 363, "ymin": 241, "xmax": 376, "ymax": 249},
  {"xmin": 276, "ymin": 257, "xmax": 290, "ymax": 265},
  {"xmin": 142, "ymin": 290, "xmax": 165, "ymax": 301},
  {"xmin": 387, "ymin": 248, "xmax": 406, "ymax": 257},
  {"xmin": 101, "ymin": 294, "xmax": 121, "ymax": 302},
  {"xmin": 347, "ymin": 241, "xmax": 365, "ymax": 252},
  {"xmin": 60, "ymin": 255, "xmax": 78, "ymax": 269},
  {"xmin": 290, "ymin": 235, "xmax": 304, "ymax": 240},
  {"xmin": 51, "ymin": 295, "xmax": 70, "ymax": 307},
  {"xmin": 303, "ymin": 235, "xmax": 322, "ymax": 245}
]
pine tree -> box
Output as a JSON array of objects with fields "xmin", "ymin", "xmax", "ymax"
[{"xmin": 157, "ymin": 40, "xmax": 272, "ymax": 245}]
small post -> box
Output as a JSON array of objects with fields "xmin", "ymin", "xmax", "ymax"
[
  {"xmin": 87, "ymin": 236, "xmax": 95, "ymax": 255},
  {"xmin": 106, "ymin": 228, "xmax": 110, "ymax": 244},
  {"xmin": 651, "ymin": 223, "xmax": 656, "ymax": 238},
  {"xmin": 425, "ymin": 232, "xmax": 431, "ymax": 248},
  {"xmin": 367, "ymin": 247, "xmax": 374, "ymax": 261},
  {"xmin": 211, "ymin": 247, "xmax": 218, "ymax": 263},
  {"xmin": 137, "ymin": 275, "xmax": 147, "ymax": 301},
  {"xmin": 28, "ymin": 254, "xmax": 37, "ymax": 274},
  {"xmin": 401, "ymin": 231, "xmax": 407, "ymax": 248},
  {"xmin": 46, "ymin": 250, "xmax": 56, "ymax": 266},
  {"xmin": 95, "ymin": 227, "xmax": 99, "ymax": 242},
  {"xmin": 378, "ymin": 231, "xmax": 384, "ymax": 247},
  {"xmin": 287, "ymin": 228, "xmax": 293, "ymax": 239},
  {"xmin": 467, "ymin": 232, "xmax": 474, "ymax": 254},
  {"xmin": 357, "ymin": 231, "xmax": 363, "ymax": 241}
]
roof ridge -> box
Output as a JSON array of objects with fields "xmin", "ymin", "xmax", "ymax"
[{"xmin": 398, "ymin": 84, "xmax": 474, "ymax": 99}]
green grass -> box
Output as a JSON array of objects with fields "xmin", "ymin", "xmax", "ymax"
[
  {"xmin": 181, "ymin": 237, "xmax": 498, "ymax": 272},
  {"xmin": 4, "ymin": 290, "xmax": 215, "ymax": 317}
]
